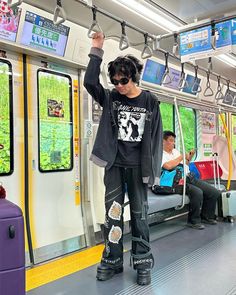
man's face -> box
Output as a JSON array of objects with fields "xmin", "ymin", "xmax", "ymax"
[
  {"xmin": 163, "ymin": 136, "xmax": 175, "ymax": 151},
  {"xmin": 111, "ymin": 74, "xmax": 134, "ymax": 96}
]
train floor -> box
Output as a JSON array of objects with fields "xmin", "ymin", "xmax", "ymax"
[{"xmin": 26, "ymin": 216, "xmax": 236, "ymax": 295}]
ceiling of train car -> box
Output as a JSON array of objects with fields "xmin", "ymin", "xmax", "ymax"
[{"xmin": 23, "ymin": 0, "xmax": 236, "ymax": 82}]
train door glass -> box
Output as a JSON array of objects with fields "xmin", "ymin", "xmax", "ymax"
[
  {"xmin": 160, "ymin": 102, "xmax": 174, "ymax": 131},
  {"xmin": 27, "ymin": 57, "xmax": 86, "ymax": 263},
  {"xmin": 232, "ymin": 115, "xmax": 236, "ymax": 156},
  {"xmin": 37, "ymin": 70, "xmax": 73, "ymax": 172},
  {"xmin": 179, "ymin": 106, "xmax": 196, "ymax": 152},
  {"xmin": 0, "ymin": 60, "xmax": 13, "ymax": 175}
]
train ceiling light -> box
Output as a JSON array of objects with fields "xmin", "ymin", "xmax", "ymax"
[{"xmin": 111, "ymin": 0, "xmax": 183, "ymax": 32}]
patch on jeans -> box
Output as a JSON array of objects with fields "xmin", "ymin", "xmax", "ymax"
[
  {"xmin": 108, "ymin": 201, "xmax": 122, "ymax": 220},
  {"xmin": 108, "ymin": 225, "xmax": 122, "ymax": 244}
]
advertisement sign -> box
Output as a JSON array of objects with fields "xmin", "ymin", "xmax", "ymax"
[
  {"xmin": 215, "ymin": 20, "xmax": 232, "ymax": 54},
  {"xmin": 202, "ymin": 112, "xmax": 216, "ymax": 134},
  {"xmin": 180, "ymin": 26, "xmax": 212, "ymax": 62},
  {"xmin": 21, "ymin": 11, "xmax": 70, "ymax": 56},
  {"xmin": 182, "ymin": 74, "xmax": 201, "ymax": 95},
  {"xmin": 161, "ymin": 67, "xmax": 181, "ymax": 90},
  {"xmin": 180, "ymin": 20, "xmax": 235, "ymax": 61},
  {"xmin": 232, "ymin": 19, "xmax": 236, "ymax": 54},
  {"xmin": 142, "ymin": 59, "xmax": 165, "ymax": 85},
  {"xmin": 0, "ymin": 1, "xmax": 21, "ymax": 42}
]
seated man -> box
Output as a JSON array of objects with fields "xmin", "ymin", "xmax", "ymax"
[{"xmin": 162, "ymin": 130, "xmax": 220, "ymax": 230}]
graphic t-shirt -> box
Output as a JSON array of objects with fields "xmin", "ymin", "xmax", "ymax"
[{"xmin": 113, "ymin": 91, "xmax": 147, "ymax": 167}]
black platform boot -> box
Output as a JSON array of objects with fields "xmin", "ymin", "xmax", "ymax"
[
  {"xmin": 96, "ymin": 264, "xmax": 123, "ymax": 281},
  {"xmin": 137, "ymin": 269, "xmax": 151, "ymax": 285}
]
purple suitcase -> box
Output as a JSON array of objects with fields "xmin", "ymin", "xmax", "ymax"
[{"xmin": 0, "ymin": 199, "xmax": 25, "ymax": 295}]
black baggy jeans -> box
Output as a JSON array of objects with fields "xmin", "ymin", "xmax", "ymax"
[
  {"xmin": 186, "ymin": 174, "xmax": 220, "ymax": 224},
  {"xmin": 101, "ymin": 166, "xmax": 153, "ymax": 270}
]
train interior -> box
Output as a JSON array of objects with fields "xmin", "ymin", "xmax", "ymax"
[{"xmin": 0, "ymin": 0, "xmax": 236, "ymax": 294}]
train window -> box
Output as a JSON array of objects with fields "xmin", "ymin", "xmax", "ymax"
[
  {"xmin": 37, "ymin": 70, "xmax": 73, "ymax": 172},
  {"xmin": 179, "ymin": 106, "xmax": 196, "ymax": 152},
  {"xmin": 0, "ymin": 60, "xmax": 13, "ymax": 175},
  {"xmin": 232, "ymin": 115, "xmax": 236, "ymax": 156},
  {"xmin": 160, "ymin": 102, "xmax": 174, "ymax": 131}
]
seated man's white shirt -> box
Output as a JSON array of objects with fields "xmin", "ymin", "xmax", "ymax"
[{"xmin": 162, "ymin": 148, "xmax": 190, "ymax": 174}]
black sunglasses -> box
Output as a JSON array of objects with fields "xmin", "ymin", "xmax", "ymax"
[{"xmin": 110, "ymin": 77, "xmax": 130, "ymax": 86}]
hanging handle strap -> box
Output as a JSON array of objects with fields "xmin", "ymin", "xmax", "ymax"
[
  {"xmin": 211, "ymin": 22, "xmax": 217, "ymax": 50},
  {"xmin": 141, "ymin": 33, "xmax": 153, "ymax": 59},
  {"xmin": 224, "ymin": 80, "xmax": 234, "ymax": 103},
  {"xmin": 178, "ymin": 63, "xmax": 189, "ymax": 90},
  {"xmin": 215, "ymin": 76, "xmax": 224, "ymax": 100},
  {"xmin": 161, "ymin": 52, "xmax": 172, "ymax": 85},
  {"xmin": 191, "ymin": 66, "xmax": 202, "ymax": 93},
  {"xmin": 203, "ymin": 71, "xmax": 214, "ymax": 96},
  {"xmin": 87, "ymin": 6, "xmax": 103, "ymax": 38},
  {"xmin": 119, "ymin": 22, "xmax": 129, "ymax": 50},
  {"xmin": 53, "ymin": 0, "xmax": 67, "ymax": 25},
  {"xmin": 172, "ymin": 33, "xmax": 179, "ymax": 57}
]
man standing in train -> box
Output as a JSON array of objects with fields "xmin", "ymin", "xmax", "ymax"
[
  {"xmin": 162, "ymin": 130, "xmax": 220, "ymax": 229},
  {"xmin": 84, "ymin": 32, "xmax": 163, "ymax": 285}
]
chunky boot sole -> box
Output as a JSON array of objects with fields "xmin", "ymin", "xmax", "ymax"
[
  {"xmin": 96, "ymin": 265, "xmax": 123, "ymax": 281},
  {"xmin": 137, "ymin": 270, "xmax": 151, "ymax": 285}
]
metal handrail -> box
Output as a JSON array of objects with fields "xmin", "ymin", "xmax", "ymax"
[
  {"xmin": 53, "ymin": 0, "xmax": 67, "ymax": 25},
  {"xmin": 174, "ymin": 97, "xmax": 186, "ymax": 210}
]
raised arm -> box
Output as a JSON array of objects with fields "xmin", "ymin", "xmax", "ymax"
[{"xmin": 83, "ymin": 32, "xmax": 108, "ymax": 106}]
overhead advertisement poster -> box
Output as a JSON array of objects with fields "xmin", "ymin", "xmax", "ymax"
[
  {"xmin": 142, "ymin": 59, "xmax": 165, "ymax": 85},
  {"xmin": 180, "ymin": 26, "xmax": 212, "ymax": 62},
  {"xmin": 0, "ymin": 1, "xmax": 21, "ymax": 42},
  {"xmin": 182, "ymin": 74, "xmax": 201, "ymax": 96},
  {"xmin": 161, "ymin": 67, "xmax": 181, "ymax": 90},
  {"xmin": 21, "ymin": 11, "xmax": 70, "ymax": 57},
  {"xmin": 215, "ymin": 20, "xmax": 232, "ymax": 54},
  {"xmin": 232, "ymin": 18, "xmax": 236, "ymax": 53}
]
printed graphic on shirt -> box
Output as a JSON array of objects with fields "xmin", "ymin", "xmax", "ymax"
[
  {"xmin": 108, "ymin": 201, "xmax": 122, "ymax": 220},
  {"xmin": 115, "ymin": 103, "xmax": 146, "ymax": 142},
  {"xmin": 108, "ymin": 225, "xmax": 122, "ymax": 244}
]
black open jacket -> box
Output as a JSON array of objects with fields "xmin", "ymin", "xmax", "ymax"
[{"xmin": 84, "ymin": 47, "xmax": 163, "ymax": 185}]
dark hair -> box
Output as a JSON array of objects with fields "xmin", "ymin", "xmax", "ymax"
[
  {"xmin": 108, "ymin": 54, "xmax": 143, "ymax": 83},
  {"xmin": 163, "ymin": 130, "xmax": 176, "ymax": 140}
]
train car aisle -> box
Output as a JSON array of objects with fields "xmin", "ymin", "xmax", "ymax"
[{"xmin": 26, "ymin": 219, "xmax": 236, "ymax": 295}]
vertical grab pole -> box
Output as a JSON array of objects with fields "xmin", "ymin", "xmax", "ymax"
[
  {"xmin": 174, "ymin": 97, "xmax": 186, "ymax": 210},
  {"xmin": 219, "ymin": 111, "xmax": 232, "ymax": 190}
]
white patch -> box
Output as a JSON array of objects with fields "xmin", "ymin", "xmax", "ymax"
[
  {"xmin": 108, "ymin": 201, "xmax": 122, "ymax": 220},
  {"xmin": 108, "ymin": 225, "xmax": 122, "ymax": 244}
]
